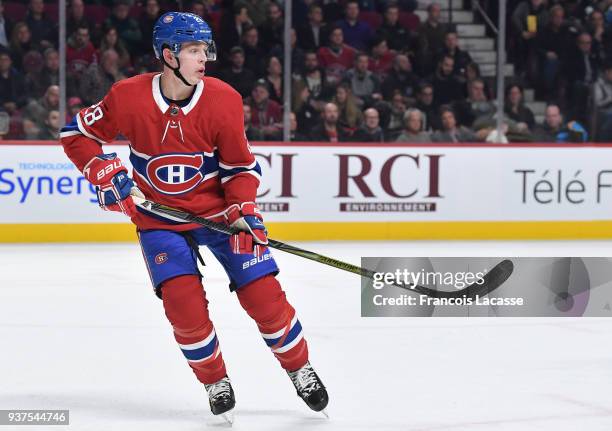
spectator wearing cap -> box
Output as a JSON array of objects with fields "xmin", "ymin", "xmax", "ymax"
[
  {"xmin": 336, "ymin": 1, "xmax": 371, "ymax": 51},
  {"xmin": 417, "ymin": 3, "xmax": 449, "ymax": 76},
  {"xmin": 309, "ymin": 102, "xmax": 351, "ymax": 142},
  {"xmin": 432, "ymin": 106, "xmax": 477, "ymax": 142},
  {"xmin": 344, "ymin": 52, "xmax": 382, "ymax": 107},
  {"xmin": 0, "ymin": 50, "xmax": 26, "ymax": 114},
  {"xmin": 218, "ymin": 46, "xmax": 256, "ymax": 98},
  {"xmin": 247, "ymin": 79, "xmax": 282, "ymax": 140},
  {"xmin": 23, "ymin": 84, "xmax": 59, "ymax": 131},
  {"xmin": 317, "ymin": 27, "xmax": 357, "ymax": 86},
  {"xmin": 395, "ymin": 109, "xmax": 432, "ymax": 143},
  {"xmin": 430, "ymin": 55, "xmax": 463, "ymax": 108},
  {"xmin": 296, "ymin": 4, "xmax": 329, "ymax": 51},
  {"xmin": 0, "ymin": 1, "xmax": 15, "ymax": 49},
  {"xmin": 67, "ymin": 25, "xmax": 98, "ymax": 76},
  {"xmin": 104, "ymin": 0, "xmax": 142, "ymax": 54},
  {"xmin": 241, "ymin": 25, "xmax": 266, "ymax": 78},
  {"xmin": 352, "ymin": 107, "xmax": 385, "ymax": 142},
  {"xmin": 138, "ymin": 0, "xmax": 162, "ymax": 57},
  {"xmin": 79, "ymin": 49, "xmax": 125, "ymax": 106},
  {"xmin": 25, "ymin": 47, "xmax": 59, "ymax": 99},
  {"xmin": 378, "ymin": 3, "xmax": 412, "ymax": 52},
  {"xmin": 219, "ymin": 3, "xmax": 252, "ymax": 58},
  {"xmin": 25, "ymin": 0, "xmax": 57, "ymax": 50},
  {"xmin": 381, "ymin": 53, "xmax": 419, "ymax": 100}
]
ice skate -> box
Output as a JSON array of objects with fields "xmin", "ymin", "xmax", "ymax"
[
  {"xmin": 205, "ymin": 376, "xmax": 235, "ymax": 423},
  {"xmin": 287, "ymin": 361, "xmax": 329, "ymax": 415}
]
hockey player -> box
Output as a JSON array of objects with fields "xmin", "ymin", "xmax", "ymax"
[{"xmin": 60, "ymin": 12, "xmax": 328, "ymax": 422}]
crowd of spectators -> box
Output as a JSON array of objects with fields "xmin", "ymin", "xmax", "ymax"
[{"xmin": 0, "ymin": 0, "xmax": 610, "ymax": 142}]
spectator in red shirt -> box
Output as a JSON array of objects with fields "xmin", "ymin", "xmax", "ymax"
[
  {"xmin": 248, "ymin": 79, "xmax": 282, "ymax": 140},
  {"xmin": 67, "ymin": 25, "xmax": 97, "ymax": 76},
  {"xmin": 317, "ymin": 26, "xmax": 356, "ymax": 86},
  {"xmin": 369, "ymin": 35, "xmax": 396, "ymax": 82}
]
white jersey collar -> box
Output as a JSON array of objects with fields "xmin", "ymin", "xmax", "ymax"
[{"xmin": 151, "ymin": 73, "xmax": 204, "ymax": 115}]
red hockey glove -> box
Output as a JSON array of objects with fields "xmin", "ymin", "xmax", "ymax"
[
  {"xmin": 83, "ymin": 153, "xmax": 140, "ymax": 217},
  {"xmin": 225, "ymin": 202, "xmax": 268, "ymax": 256}
]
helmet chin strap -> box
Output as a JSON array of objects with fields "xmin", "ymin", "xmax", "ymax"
[{"xmin": 161, "ymin": 53, "xmax": 194, "ymax": 87}]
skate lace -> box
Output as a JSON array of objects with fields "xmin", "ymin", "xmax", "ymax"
[
  {"xmin": 206, "ymin": 377, "xmax": 232, "ymax": 401},
  {"xmin": 291, "ymin": 364, "xmax": 320, "ymax": 395}
]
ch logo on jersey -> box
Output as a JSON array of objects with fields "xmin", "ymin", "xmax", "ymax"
[{"xmin": 146, "ymin": 153, "xmax": 204, "ymax": 195}]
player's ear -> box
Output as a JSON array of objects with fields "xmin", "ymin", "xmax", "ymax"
[{"xmin": 162, "ymin": 47, "xmax": 177, "ymax": 67}]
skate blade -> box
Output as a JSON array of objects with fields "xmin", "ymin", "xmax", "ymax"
[
  {"xmin": 221, "ymin": 410, "xmax": 234, "ymax": 425},
  {"xmin": 321, "ymin": 408, "xmax": 329, "ymax": 419}
]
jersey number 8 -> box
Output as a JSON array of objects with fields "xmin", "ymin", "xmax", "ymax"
[{"xmin": 83, "ymin": 106, "xmax": 104, "ymax": 126}]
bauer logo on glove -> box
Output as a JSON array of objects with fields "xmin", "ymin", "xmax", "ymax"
[{"xmin": 83, "ymin": 153, "xmax": 143, "ymax": 218}]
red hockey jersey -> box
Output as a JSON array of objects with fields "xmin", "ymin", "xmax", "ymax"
[{"xmin": 60, "ymin": 72, "xmax": 261, "ymax": 231}]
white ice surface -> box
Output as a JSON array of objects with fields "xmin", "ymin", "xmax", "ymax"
[{"xmin": 1, "ymin": 241, "xmax": 612, "ymax": 431}]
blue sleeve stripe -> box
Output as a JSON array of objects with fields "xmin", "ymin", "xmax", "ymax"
[
  {"xmin": 60, "ymin": 116, "xmax": 80, "ymax": 134},
  {"xmin": 219, "ymin": 161, "xmax": 262, "ymax": 180}
]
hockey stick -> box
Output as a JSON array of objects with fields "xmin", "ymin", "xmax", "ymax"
[{"xmin": 133, "ymin": 198, "xmax": 514, "ymax": 299}]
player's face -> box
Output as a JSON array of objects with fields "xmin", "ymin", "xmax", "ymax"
[{"xmin": 178, "ymin": 42, "xmax": 209, "ymax": 81}]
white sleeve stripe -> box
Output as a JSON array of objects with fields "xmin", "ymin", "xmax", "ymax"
[
  {"xmin": 59, "ymin": 130, "xmax": 81, "ymax": 138},
  {"xmin": 129, "ymin": 147, "xmax": 152, "ymax": 160},
  {"xmin": 220, "ymin": 170, "xmax": 261, "ymax": 184},
  {"xmin": 76, "ymin": 112, "xmax": 107, "ymax": 144},
  {"xmin": 218, "ymin": 160, "xmax": 257, "ymax": 170}
]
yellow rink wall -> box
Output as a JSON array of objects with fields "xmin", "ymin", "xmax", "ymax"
[{"xmin": 2, "ymin": 220, "xmax": 612, "ymax": 243}]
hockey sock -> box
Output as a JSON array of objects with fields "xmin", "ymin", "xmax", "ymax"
[
  {"xmin": 162, "ymin": 275, "xmax": 227, "ymax": 384},
  {"xmin": 236, "ymin": 275, "xmax": 309, "ymax": 371}
]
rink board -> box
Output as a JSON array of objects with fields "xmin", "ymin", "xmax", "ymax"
[{"xmin": 0, "ymin": 141, "xmax": 611, "ymax": 242}]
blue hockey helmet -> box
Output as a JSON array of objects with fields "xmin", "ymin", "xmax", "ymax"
[{"xmin": 152, "ymin": 12, "xmax": 217, "ymax": 61}]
